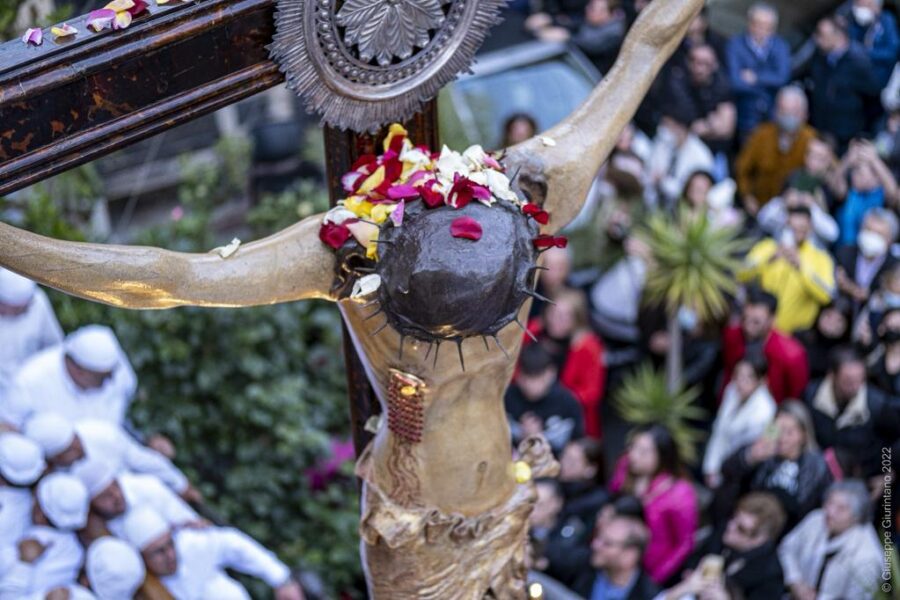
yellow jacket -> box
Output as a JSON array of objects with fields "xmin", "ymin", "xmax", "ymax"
[{"xmin": 738, "ymin": 238, "xmax": 835, "ymax": 333}]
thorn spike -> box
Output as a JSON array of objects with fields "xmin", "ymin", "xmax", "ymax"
[
  {"xmin": 398, "ymin": 335, "xmax": 405, "ymax": 360},
  {"xmin": 424, "ymin": 342, "xmax": 433, "ymax": 361},
  {"xmin": 493, "ymin": 335, "xmax": 510, "ymax": 360},
  {"xmin": 482, "ymin": 336, "xmax": 491, "ymax": 352},
  {"xmin": 361, "ymin": 298, "xmax": 380, "ymax": 309},
  {"xmin": 456, "ymin": 339, "xmax": 465, "ymax": 372},
  {"xmin": 364, "ymin": 308, "xmax": 384, "ymax": 321},
  {"xmin": 526, "ymin": 289, "xmax": 553, "ymax": 304},
  {"xmin": 432, "ymin": 342, "xmax": 441, "ymax": 369},
  {"xmin": 515, "ymin": 318, "xmax": 538, "ymax": 342}
]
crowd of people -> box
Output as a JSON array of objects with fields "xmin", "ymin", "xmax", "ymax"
[
  {"xmin": 0, "ymin": 268, "xmax": 305, "ymax": 599},
  {"xmin": 506, "ymin": 1, "xmax": 900, "ymax": 599}
]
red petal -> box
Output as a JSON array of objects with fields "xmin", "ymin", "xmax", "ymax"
[
  {"xmin": 341, "ymin": 171, "xmax": 365, "ymax": 194},
  {"xmin": 523, "ymin": 203, "xmax": 550, "ymax": 225},
  {"xmin": 383, "ymin": 158, "xmax": 402, "ymax": 183},
  {"xmin": 533, "ymin": 235, "xmax": 556, "ymax": 249},
  {"xmin": 319, "ymin": 221, "xmax": 356, "ymax": 249},
  {"xmin": 128, "ymin": 0, "xmax": 148, "ymax": 15},
  {"xmin": 388, "ymin": 132, "xmax": 406, "ymax": 154},
  {"xmin": 421, "ymin": 181, "xmax": 444, "ymax": 208},
  {"xmin": 553, "ymin": 236, "xmax": 568, "ymax": 248},
  {"xmin": 450, "ymin": 216, "xmax": 483, "ymax": 241},
  {"xmin": 351, "ymin": 154, "xmax": 377, "ymax": 172}
]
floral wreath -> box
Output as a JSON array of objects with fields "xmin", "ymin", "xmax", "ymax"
[{"xmin": 319, "ymin": 124, "xmax": 567, "ymax": 297}]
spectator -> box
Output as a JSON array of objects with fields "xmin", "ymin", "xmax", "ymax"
[
  {"xmin": 646, "ymin": 108, "xmax": 715, "ymax": 207},
  {"xmin": 0, "ymin": 433, "xmax": 46, "ymax": 548},
  {"xmin": 501, "ymin": 113, "xmax": 538, "ymax": 148},
  {"xmin": 703, "ymin": 354, "xmax": 776, "ymax": 489},
  {"xmin": 572, "ymin": 515, "xmax": 659, "ymax": 600},
  {"xmin": 0, "ymin": 268, "xmax": 62, "ymax": 393},
  {"xmin": 726, "ymin": 2, "xmax": 791, "ymax": 136},
  {"xmin": 121, "ymin": 506, "xmax": 304, "ymax": 600},
  {"xmin": 671, "ymin": 7, "xmax": 728, "ymax": 69},
  {"xmin": 609, "ymin": 424, "xmax": 698, "ymax": 584},
  {"xmin": 529, "ymin": 478, "xmax": 566, "ymax": 574},
  {"xmin": 666, "ymin": 44, "xmax": 736, "ymax": 159},
  {"xmin": 804, "ymin": 346, "xmax": 900, "ymax": 478},
  {"xmin": 570, "ymin": 0, "xmax": 627, "ymax": 74},
  {"xmin": 2, "ymin": 325, "xmax": 138, "ymax": 430},
  {"xmin": 666, "ymin": 492, "xmax": 786, "ymax": 600},
  {"xmin": 526, "ymin": 288, "xmax": 605, "ymax": 438},
  {"xmin": 86, "ymin": 537, "xmax": 147, "ymax": 600},
  {"xmin": 795, "ymin": 299, "xmax": 854, "ymax": 380},
  {"xmin": 833, "ymin": 139, "xmax": 900, "ymax": 246},
  {"xmin": 838, "ymin": 0, "xmax": 900, "ymax": 87},
  {"xmin": 835, "ymin": 207, "xmax": 899, "ymax": 306},
  {"xmin": 867, "ymin": 307, "xmax": 900, "ymax": 395},
  {"xmin": 854, "ymin": 262, "xmax": 900, "ymax": 348},
  {"xmin": 735, "ymin": 85, "xmax": 817, "ymax": 215},
  {"xmin": 70, "ymin": 459, "xmax": 199, "ymax": 543},
  {"xmin": 810, "ymin": 16, "xmax": 881, "ymax": 150},
  {"xmin": 505, "ymin": 344, "xmax": 585, "ymax": 453},
  {"xmin": 785, "ymin": 135, "xmax": 842, "ymax": 203},
  {"xmin": 678, "ymin": 170, "xmax": 742, "ymax": 229},
  {"xmin": 24, "ymin": 412, "xmax": 199, "ymax": 501},
  {"xmin": 721, "ymin": 288, "xmax": 809, "ymax": 403},
  {"xmin": 739, "ymin": 205, "xmax": 835, "ymax": 334},
  {"xmin": 778, "ymin": 480, "xmax": 882, "ymax": 599},
  {"xmin": 715, "ymin": 401, "xmax": 832, "ymax": 529},
  {"xmin": 757, "ymin": 184, "xmax": 839, "ymax": 247}
]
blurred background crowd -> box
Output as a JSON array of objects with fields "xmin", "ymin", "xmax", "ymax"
[
  {"xmin": 1, "ymin": 0, "xmax": 900, "ymax": 598},
  {"xmin": 503, "ymin": 1, "xmax": 900, "ymax": 599}
]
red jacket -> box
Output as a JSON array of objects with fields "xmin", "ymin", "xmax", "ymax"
[
  {"xmin": 525, "ymin": 319, "xmax": 606, "ymax": 438},
  {"xmin": 721, "ymin": 324, "xmax": 809, "ymax": 403}
]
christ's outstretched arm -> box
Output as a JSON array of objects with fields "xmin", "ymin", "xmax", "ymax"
[
  {"xmin": 507, "ymin": 0, "xmax": 705, "ymax": 232},
  {"xmin": 0, "ymin": 215, "xmax": 335, "ymax": 308}
]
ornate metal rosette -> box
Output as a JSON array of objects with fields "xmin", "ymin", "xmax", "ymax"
[{"xmin": 268, "ymin": 0, "xmax": 508, "ymax": 132}]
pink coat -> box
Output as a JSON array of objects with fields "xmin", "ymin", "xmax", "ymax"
[{"xmin": 610, "ymin": 456, "xmax": 698, "ymax": 584}]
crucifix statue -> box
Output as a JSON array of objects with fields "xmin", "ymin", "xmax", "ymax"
[{"xmin": 0, "ymin": 0, "xmax": 702, "ymax": 596}]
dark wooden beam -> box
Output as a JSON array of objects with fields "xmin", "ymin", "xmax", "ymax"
[
  {"xmin": 323, "ymin": 102, "xmax": 439, "ymax": 457},
  {"xmin": 0, "ymin": 0, "xmax": 282, "ymax": 196}
]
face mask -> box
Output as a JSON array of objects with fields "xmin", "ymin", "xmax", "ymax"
[
  {"xmin": 881, "ymin": 329, "xmax": 900, "ymax": 344},
  {"xmin": 678, "ymin": 306, "xmax": 699, "ymax": 331},
  {"xmin": 853, "ymin": 6, "xmax": 875, "ymax": 26},
  {"xmin": 858, "ymin": 230, "xmax": 888, "ymax": 259},
  {"xmin": 776, "ymin": 114, "xmax": 802, "ymax": 134}
]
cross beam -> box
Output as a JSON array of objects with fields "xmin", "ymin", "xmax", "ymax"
[{"xmin": 0, "ymin": 0, "xmax": 282, "ymax": 196}]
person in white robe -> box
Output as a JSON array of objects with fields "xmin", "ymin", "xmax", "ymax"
[
  {"xmin": 0, "ymin": 268, "xmax": 63, "ymax": 399},
  {"xmin": 86, "ymin": 537, "xmax": 146, "ymax": 600},
  {"xmin": 778, "ymin": 480, "xmax": 883, "ymax": 600},
  {"xmin": 122, "ymin": 506, "xmax": 305, "ymax": 600},
  {"xmin": 0, "ymin": 473, "xmax": 88, "ymax": 599},
  {"xmin": 0, "ymin": 433, "xmax": 45, "ymax": 550},
  {"xmin": 1, "ymin": 325, "xmax": 137, "ymax": 429},
  {"xmin": 25, "ymin": 412, "xmax": 194, "ymax": 498},
  {"xmin": 71, "ymin": 459, "xmax": 199, "ymax": 540}
]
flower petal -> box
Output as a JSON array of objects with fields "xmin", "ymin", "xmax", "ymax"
[
  {"xmin": 87, "ymin": 9, "xmax": 116, "ymax": 32},
  {"xmin": 386, "ymin": 184, "xmax": 419, "ymax": 201},
  {"xmin": 319, "ymin": 221, "xmax": 355, "ymax": 250},
  {"xmin": 113, "ymin": 10, "xmax": 133, "ymax": 30},
  {"xmin": 213, "ymin": 238, "xmax": 242, "ymax": 259},
  {"xmin": 533, "ymin": 235, "xmax": 568, "ymax": 249},
  {"xmin": 51, "ymin": 23, "xmax": 78, "ymax": 38},
  {"xmin": 523, "ymin": 203, "xmax": 550, "ymax": 225},
  {"xmin": 341, "ymin": 171, "xmax": 366, "ymax": 194},
  {"xmin": 540, "ymin": 136, "xmax": 557, "ymax": 147},
  {"xmin": 351, "ymin": 274, "xmax": 382, "ymax": 298},
  {"xmin": 323, "ymin": 207, "xmax": 358, "ymax": 225},
  {"xmin": 22, "ymin": 28, "xmax": 43, "ymax": 46},
  {"xmin": 383, "ymin": 123, "xmax": 408, "ymax": 154},
  {"xmin": 104, "ymin": 0, "xmax": 135, "ymax": 11},
  {"xmin": 450, "ymin": 216, "xmax": 483, "ymax": 241},
  {"xmin": 357, "ymin": 165, "xmax": 385, "ymax": 195},
  {"xmin": 390, "ymin": 200, "xmax": 405, "ymax": 227},
  {"xmin": 127, "ymin": 0, "xmax": 149, "ymax": 16}
]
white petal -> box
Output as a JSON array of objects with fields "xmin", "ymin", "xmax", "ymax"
[
  {"xmin": 324, "ymin": 207, "xmax": 357, "ymax": 225},
  {"xmin": 351, "ymin": 274, "xmax": 382, "ymax": 298},
  {"xmin": 213, "ymin": 238, "xmax": 241, "ymax": 259},
  {"xmin": 540, "ymin": 136, "xmax": 557, "ymax": 147}
]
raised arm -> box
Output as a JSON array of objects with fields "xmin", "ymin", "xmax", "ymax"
[
  {"xmin": 505, "ymin": 0, "xmax": 704, "ymax": 232},
  {"xmin": 0, "ymin": 214, "xmax": 336, "ymax": 309}
]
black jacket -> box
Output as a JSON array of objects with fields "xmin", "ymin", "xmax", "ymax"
[
  {"xmin": 835, "ymin": 245, "xmax": 898, "ymax": 297},
  {"xmin": 571, "ymin": 569, "xmax": 661, "ymax": 600}
]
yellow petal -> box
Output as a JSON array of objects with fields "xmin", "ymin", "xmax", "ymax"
[
  {"xmin": 51, "ymin": 24, "xmax": 77, "ymax": 38},
  {"xmin": 105, "ymin": 0, "xmax": 135, "ymax": 10},
  {"xmin": 343, "ymin": 196, "xmax": 373, "ymax": 218},
  {"xmin": 382, "ymin": 123, "xmax": 408, "ymax": 153},
  {"xmin": 357, "ymin": 166, "xmax": 385, "ymax": 195},
  {"xmin": 513, "ymin": 461, "xmax": 532, "ymax": 484},
  {"xmin": 113, "ymin": 10, "xmax": 132, "ymax": 29},
  {"xmin": 370, "ymin": 203, "xmax": 394, "ymax": 225}
]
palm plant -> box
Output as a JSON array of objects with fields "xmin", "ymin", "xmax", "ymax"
[
  {"xmin": 637, "ymin": 208, "xmax": 748, "ymax": 392},
  {"xmin": 612, "ymin": 363, "xmax": 706, "ymax": 464}
]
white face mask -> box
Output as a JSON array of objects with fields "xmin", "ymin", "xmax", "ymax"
[
  {"xmin": 853, "ymin": 6, "xmax": 876, "ymax": 26},
  {"xmin": 858, "ymin": 229, "xmax": 888, "ymax": 258}
]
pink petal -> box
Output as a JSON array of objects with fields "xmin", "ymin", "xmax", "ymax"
[
  {"xmin": 407, "ymin": 170, "xmax": 429, "ymax": 185},
  {"xmin": 87, "ymin": 9, "xmax": 116, "ymax": 32},
  {"xmin": 390, "ymin": 200, "xmax": 405, "ymax": 226},
  {"xmin": 471, "ymin": 184, "xmax": 492, "ymax": 201},
  {"xmin": 386, "ymin": 184, "xmax": 419, "ymax": 200},
  {"xmin": 22, "ymin": 28, "xmax": 43, "ymax": 45},
  {"xmin": 450, "ymin": 216, "xmax": 483, "ymax": 241},
  {"xmin": 483, "ymin": 154, "xmax": 503, "ymax": 170}
]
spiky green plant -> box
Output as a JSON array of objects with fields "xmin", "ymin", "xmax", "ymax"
[
  {"xmin": 639, "ymin": 208, "xmax": 748, "ymax": 322},
  {"xmin": 613, "ymin": 363, "xmax": 707, "ymax": 464}
]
